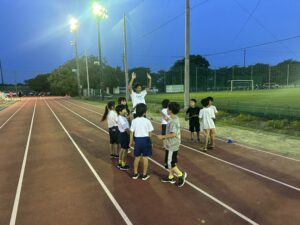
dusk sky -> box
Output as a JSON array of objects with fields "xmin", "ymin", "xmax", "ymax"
[{"xmin": 1, "ymin": 0, "xmax": 300, "ymax": 83}]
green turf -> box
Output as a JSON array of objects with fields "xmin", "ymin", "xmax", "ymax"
[{"xmin": 146, "ymin": 88, "xmax": 300, "ymax": 119}]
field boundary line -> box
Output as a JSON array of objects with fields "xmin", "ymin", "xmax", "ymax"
[
  {"xmin": 0, "ymin": 101, "xmax": 27, "ymax": 130},
  {"xmin": 9, "ymin": 99, "xmax": 37, "ymax": 225},
  {"xmin": 67, "ymin": 98, "xmax": 300, "ymax": 162},
  {"xmin": 55, "ymin": 99, "xmax": 259, "ymax": 225},
  {"xmin": 45, "ymin": 99, "xmax": 133, "ymax": 225}
]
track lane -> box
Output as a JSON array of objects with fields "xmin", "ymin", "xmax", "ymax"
[
  {"xmin": 47, "ymin": 98, "xmax": 256, "ymax": 225},
  {"xmin": 57, "ymin": 98, "xmax": 300, "ymax": 225}
]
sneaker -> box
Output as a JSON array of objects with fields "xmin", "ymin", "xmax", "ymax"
[
  {"xmin": 177, "ymin": 172, "xmax": 187, "ymax": 187},
  {"xmin": 110, "ymin": 154, "xmax": 115, "ymax": 158},
  {"xmin": 161, "ymin": 176, "xmax": 176, "ymax": 184},
  {"xmin": 113, "ymin": 154, "xmax": 119, "ymax": 158},
  {"xmin": 141, "ymin": 174, "xmax": 150, "ymax": 181},
  {"xmin": 132, "ymin": 173, "xmax": 139, "ymax": 179},
  {"xmin": 120, "ymin": 165, "xmax": 130, "ymax": 171},
  {"xmin": 117, "ymin": 163, "xmax": 122, "ymax": 169}
]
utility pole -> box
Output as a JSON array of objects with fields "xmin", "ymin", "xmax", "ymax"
[
  {"xmin": 195, "ymin": 67, "xmax": 198, "ymax": 92},
  {"xmin": 287, "ymin": 64, "xmax": 290, "ymax": 87},
  {"xmin": 85, "ymin": 50, "xmax": 90, "ymax": 97},
  {"xmin": 123, "ymin": 13, "xmax": 129, "ymax": 101},
  {"xmin": 268, "ymin": 65, "xmax": 271, "ymax": 89},
  {"xmin": 214, "ymin": 69, "xmax": 216, "ymax": 90},
  {"xmin": 0, "ymin": 60, "xmax": 4, "ymax": 87},
  {"xmin": 184, "ymin": 0, "xmax": 190, "ymax": 109},
  {"xmin": 243, "ymin": 49, "xmax": 246, "ymax": 67},
  {"xmin": 74, "ymin": 35, "xmax": 81, "ymax": 97}
]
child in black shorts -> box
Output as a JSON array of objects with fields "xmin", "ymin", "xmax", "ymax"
[
  {"xmin": 185, "ymin": 99, "xmax": 201, "ymax": 143},
  {"xmin": 101, "ymin": 101, "xmax": 119, "ymax": 158},
  {"xmin": 116, "ymin": 105, "xmax": 130, "ymax": 170}
]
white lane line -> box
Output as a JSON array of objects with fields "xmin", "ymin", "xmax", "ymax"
[
  {"xmin": 55, "ymin": 100, "xmax": 259, "ymax": 225},
  {"xmin": 0, "ymin": 101, "xmax": 27, "ymax": 130},
  {"xmin": 66, "ymin": 99, "xmax": 300, "ymax": 162},
  {"xmin": 9, "ymin": 99, "xmax": 37, "ymax": 225},
  {"xmin": 45, "ymin": 100, "xmax": 133, "ymax": 225},
  {"xmin": 61, "ymin": 99, "xmax": 300, "ymax": 192}
]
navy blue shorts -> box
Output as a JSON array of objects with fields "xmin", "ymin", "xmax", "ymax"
[
  {"xmin": 134, "ymin": 137, "xmax": 152, "ymax": 157},
  {"xmin": 119, "ymin": 131, "xmax": 129, "ymax": 150},
  {"xmin": 109, "ymin": 126, "xmax": 119, "ymax": 144}
]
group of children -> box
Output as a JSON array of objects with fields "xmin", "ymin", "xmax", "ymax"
[
  {"xmin": 184, "ymin": 97, "xmax": 218, "ymax": 151},
  {"xmin": 101, "ymin": 72, "xmax": 187, "ymax": 187}
]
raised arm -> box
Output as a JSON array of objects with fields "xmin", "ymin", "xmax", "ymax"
[
  {"xmin": 128, "ymin": 72, "xmax": 136, "ymax": 94},
  {"xmin": 146, "ymin": 73, "xmax": 152, "ymax": 91}
]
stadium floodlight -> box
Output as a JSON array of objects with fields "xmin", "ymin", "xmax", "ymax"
[
  {"xmin": 92, "ymin": 2, "xmax": 108, "ymax": 100},
  {"xmin": 69, "ymin": 16, "xmax": 81, "ymax": 97},
  {"xmin": 69, "ymin": 17, "xmax": 79, "ymax": 33},
  {"xmin": 92, "ymin": 2, "xmax": 108, "ymax": 20}
]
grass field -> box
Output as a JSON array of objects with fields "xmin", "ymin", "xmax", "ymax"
[{"xmin": 147, "ymin": 88, "xmax": 300, "ymax": 119}]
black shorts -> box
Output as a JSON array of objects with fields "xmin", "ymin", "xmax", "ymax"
[
  {"xmin": 108, "ymin": 126, "xmax": 119, "ymax": 144},
  {"xmin": 161, "ymin": 124, "xmax": 167, "ymax": 135},
  {"xmin": 164, "ymin": 150, "xmax": 178, "ymax": 169},
  {"xmin": 189, "ymin": 122, "xmax": 200, "ymax": 132},
  {"xmin": 119, "ymin": 131, "xmax": 129, "ymax": 150}
]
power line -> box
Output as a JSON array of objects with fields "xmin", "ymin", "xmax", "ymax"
[
  {"xmin": 136, "ymin": 0, "xmax": 210, "ymax": 40},
  {"xmin": 203, "ymin": 35, "xmax": 300, "ymax": 57}
]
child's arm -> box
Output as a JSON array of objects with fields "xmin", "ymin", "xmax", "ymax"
[
  {"xmin": 129, "ymin": 131, "xmax": 134, "ymax": 147},
  {"xmin": 145, "ymin": 73, "xmax": 152, "ymax": 92},
  {"xmin": 158, "ymin": 132, "xmax": 176, "ymax": 140},
  {"xmin": 128, "ymin": 72, "xmax": 136, "ymax": 94}
]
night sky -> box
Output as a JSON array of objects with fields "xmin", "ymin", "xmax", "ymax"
[{"xmin": 1, "ymin": 0, "xmax": 300, "ymax": 83}]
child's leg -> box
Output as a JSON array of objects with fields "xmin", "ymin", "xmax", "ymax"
[
  {"xmin": 122, "ymin": 150, "xmax": 128, "ymax": 166},
  {"xmin": 190, "ymin": 132, "xmax": 194, "ymax": 140},
  {"xmin": 133, "ymin": 156, "xmax": 141, "ymax": 174},
  {"xmin": 118, "ymin": 149, "xmax": 124, "ymax": 166},
  {"xmin": 109, "ymin": 144, "xmax": 113, "ymax": 155},
  {"xmin": 204, "ymin": 130, "xmax": 209, "ymax": 150},
  {"xmin": 142, "ymin": 157, "xmax": 149, "ymax": 176},
  {"xmin": 196, "ymin": 132, "xmax": 200, "ymax": 141},
  {"xmin": 210, "ymin": 129, "xmax": 216, "ymax": 147}
]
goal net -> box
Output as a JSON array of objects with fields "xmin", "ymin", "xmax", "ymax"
[{"xmin": 230, "ymin": 80, "xmax": 254, "ymax": 91}]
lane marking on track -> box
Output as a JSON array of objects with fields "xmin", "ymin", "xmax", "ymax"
[
  {"xmin": 45, "ymin": 100, "xmax": 133, "ymax": 225},
  {"xmin": 55, "ymin": 100, "xmax": 259, "ymax": 225},
  {"xmin": 61, "ymin": 99, "xmax": 300, "ymax": 192},
  {"xmin": 9, "ymin": 99, "xmax": 37, "ymax": 225},
  {"xmin": 65, "ymin": 99, "xmax": 300, "ymax": 162},
  {"xmin": 0, "ymin": 101, "xmax": 27, "ymax": 130}
]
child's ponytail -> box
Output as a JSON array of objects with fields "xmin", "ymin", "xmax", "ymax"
[{"xmin": 101, "ymin": 101, "xmax": 115, "ymax": 121}]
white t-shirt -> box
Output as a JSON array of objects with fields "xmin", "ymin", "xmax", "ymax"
[
  {"xmin": 118, "ymin": 115, "xmax": 129, "ymax": 133},
  {"xmin": 130, "ymin": 117, "xmax": 154, "ymax": 137},
  {"xmin": 161, "ymin": 108, "xmax": 169, "ymax": 125},
  {"xmin": 131, "ymin": 90, "xmax": 147, "ymax": 110},
  {"xmin": 209, "ymin": 105, "xmax": 218, "ymax": 114},
  {"xmin": 199, "ymin": 107, "xmax": 216, "ymax": 129},
  {"xmin": 107, "ymin": 110, "xmax": 118, "ymax": 128}
]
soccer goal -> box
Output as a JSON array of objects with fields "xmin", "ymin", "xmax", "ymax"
[{"xmin": 230, "ymin": 80, "xmax": 254, "ymax": 92}]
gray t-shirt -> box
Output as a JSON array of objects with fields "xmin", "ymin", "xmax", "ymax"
[{"xmin": 165, "ymin": 116, "xmax": 181, "ymax": 152}]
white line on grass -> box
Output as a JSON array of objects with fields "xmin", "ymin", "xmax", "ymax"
[
  {"xmin": 66, "ymin": 99, "xmax": 300, "ymax": 162},
  {"xmin": 9, "ymin": 99, "xmax": 37, "ymax": 225},
  {"xmin": 44, "ymin": 100, "xmax": 133, "ymax": 225},
  {"xmin": 61, "ymin": 99, "xmax": 300, "ymax": 191},
  {"xmin": 55, "ymin": 100, "xmax": 259, "ymax": 225},
  {"xmin": 0, "ymin": 101, "xmax": 27, "ymax": 130}
]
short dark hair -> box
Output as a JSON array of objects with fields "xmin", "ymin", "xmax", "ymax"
[
  {"xmin": 190, "ymin": 99, "xmax": 197, "ymax": 103},
  {"xmin": 168, "ymin": 102, "xmax": 180, "ymax": 115},
  {"xmin": 116, "ymin": 104, "xmax": 126, "ymax": 115},
  {"xmin": 201, "ymin": 98, "xmax": 210, "ymax": 107},
  {"xmin": 135, "ymin": 103, "xmax": 147, "ymax": 117},
  {"xmin": 134, "ymin": 83, "xmax": 142, "ymax": 89},
  {"xmin": 161, "ymin": 99, "xmax": 170, "ymax": 108},
  {"xmin": 207, "ymin": 96, "xmax": 214, "ymax": 102},
  {"xmin": 118, "ymin": 97, "xmax": 127, "ymax": 105}
]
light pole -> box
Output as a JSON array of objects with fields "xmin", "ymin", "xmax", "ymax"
[
  {"xmin": 92, "ymin": 2, "xmax": 108, "ymax": 100},
  {"xmin": 69, "ymin": 17, "xmax": 81, "ymax": 97}
]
